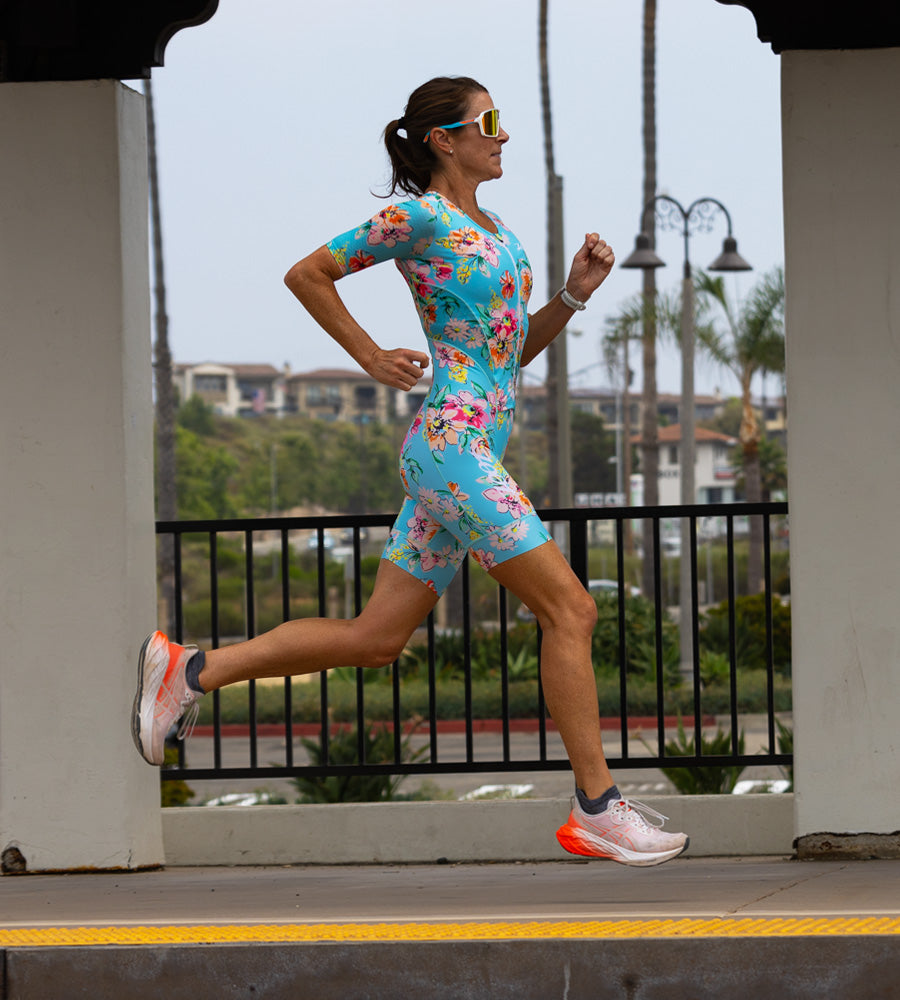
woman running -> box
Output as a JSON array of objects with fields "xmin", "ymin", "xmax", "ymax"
[{"xmin": 132, "ymin": 76, "xmax": 689, "ymax": 867}]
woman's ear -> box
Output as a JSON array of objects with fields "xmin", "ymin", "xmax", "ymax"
[{"xmin": 428, "ymin": 128, "xmax": 454, "ymax": 158}]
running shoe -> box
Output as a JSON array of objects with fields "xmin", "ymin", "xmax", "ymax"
[
  {"xmin": 556, "ymin": 797, "xmax": 689, "ymax": 867},
  {"xmin": 131, "ymin": 631, "xmax": 202, "ymax": 766}
]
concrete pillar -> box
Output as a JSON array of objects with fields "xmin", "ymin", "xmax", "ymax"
[
  {"xmin": 782, "ymin": 50, "xmax": 900, "ymax": 856},
  {"xmin": 0, "ymin": 80, "xmax": 163, "ymax": 872}
]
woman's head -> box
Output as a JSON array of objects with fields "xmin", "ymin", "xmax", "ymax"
[{"xmin": 383, "ymin": 76, "xmax": 489, "ymax": 197}]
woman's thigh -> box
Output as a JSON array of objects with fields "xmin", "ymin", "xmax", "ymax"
[{"xmin": 384, "ymin": 412, "xmax": 552, "ymax": 590}]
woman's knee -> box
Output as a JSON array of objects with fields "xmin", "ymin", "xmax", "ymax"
[
  {"xmin": 353, "ymin": 624, "xmax": 411, "ymax": 670},
  {"xmin": 536, "ymin": 588, "xmax": 597, "ymax": 636}
]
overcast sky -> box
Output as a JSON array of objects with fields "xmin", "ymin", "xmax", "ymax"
[{"xmin": 149, "ymin": 0, "xmax": 783, "ymax": 399}]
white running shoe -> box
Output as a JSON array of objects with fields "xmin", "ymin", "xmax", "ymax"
[
  {"xmin": 131, "ymin": 631, "xmax": 202, "ymax": 766},
  {"xmin": 556, "ymin": 797, "xmax": 689, "ymax": 867}
]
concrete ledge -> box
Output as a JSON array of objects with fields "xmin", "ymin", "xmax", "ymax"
[
  {"xmin": 162, "ymin": 794, "xmax": 794, "ymax": 866},
  {"xmin": 6, "ymin": 935, "xmax": 898, "ymax": 1000}
]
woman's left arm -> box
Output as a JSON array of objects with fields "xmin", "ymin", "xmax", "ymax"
[{"xmin": 520, "ymin": 233, "xmax": 615, "ymax": 367}]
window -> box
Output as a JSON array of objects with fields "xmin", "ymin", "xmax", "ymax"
[
  {"xmin": 238, "ymin": 381, "xmax": 269, "ymax": 402},
  {"xmin": 194, "ymin": 375, "xmax": 227, "ymax": 393},
  {"xmin": 307, "ymin": 384, "xmax": 341, "ymax": 407},
  {"xmin": 668, "ymin": 445, "xmax": 679, "ymax": 465},
  {"xmin": 354, "ymin": 385, "xmax": 376, "ymax": 409}
]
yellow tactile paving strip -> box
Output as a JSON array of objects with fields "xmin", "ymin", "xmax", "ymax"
[{"xmin": 1, "ymin": 918, "xmax": 899, "ymax": 947}]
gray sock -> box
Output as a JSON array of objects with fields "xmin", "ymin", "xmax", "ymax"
[
  {"xmin": 576, "ymin": 784, "xmax": 621, "ymax": 815},
  {"xmin": 184, "ymin": 650, "xmax": 206, "ymax": 695}
]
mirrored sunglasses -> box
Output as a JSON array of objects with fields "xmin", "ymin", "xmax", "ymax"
[{"xmin": 423, "ymin": 108, "xmax": 500, "ymax": 142}]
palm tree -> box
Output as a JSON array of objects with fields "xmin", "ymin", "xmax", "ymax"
[
  {"xmin": 146, "ymin": 78, "xmax": 178, "ymax": 630},
  {"xmin": 639, "ymin": 0, "xmax": 659, "ymax": 595},
  {"xmin": 695, "ymin": 267, "xmax": 786, "ymax": 593},
  {"xmin": 538, "ymin": 0, "xmax": 571, "ymax": 506}
]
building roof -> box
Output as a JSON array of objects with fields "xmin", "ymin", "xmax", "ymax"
[
  {"xmin": 632, "ymin": 424, "xmax": 737, "ymax": 445},
  {"xmin": 287, "ymin": 368, "xmax": 371, "ymax": 382},
  {"xmin": 175, "ymin": 362, "xmax": 282, "ymax": 377}
]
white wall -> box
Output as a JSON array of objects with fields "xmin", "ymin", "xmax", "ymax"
[
  {"xmin": 0, "ymin": 81, "xmax": 163, "ymax": 871},
  {"xmin": 782, "ymin": 49, "xmax": 900, "ymax": 841}
]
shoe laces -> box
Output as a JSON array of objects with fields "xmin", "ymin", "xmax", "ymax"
[
  {"xmin": 175, "ymin": 694, "xmax": 200, "ymax": 742},
  {"xmin": 609, "ymin": 797, "xmax": 670, "ymax": 831}
]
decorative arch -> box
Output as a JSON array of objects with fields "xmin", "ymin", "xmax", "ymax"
[{"xmin": 0, "ymin": 0, "xmax": 219, "ymax": 81}]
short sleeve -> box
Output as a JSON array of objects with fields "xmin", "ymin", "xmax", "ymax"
[{"xmin": 325, "ymin": 198, "xmax": 437, "ymax": 275}]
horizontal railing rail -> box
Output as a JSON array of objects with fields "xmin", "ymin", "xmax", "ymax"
[{"xmin": 157, "ymin": 501, "xmax": 792, "ymax": 789}]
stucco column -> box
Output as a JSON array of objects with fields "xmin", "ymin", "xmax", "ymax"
[
  {"xmin": 0, "ymin": 80, "xmax": 163, "ymax": 872},
  {"xmin": 782, "ymin": 50, "xmax": 900, "ymax": 857}
]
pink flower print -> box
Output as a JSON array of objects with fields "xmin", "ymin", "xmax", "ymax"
[
  {"xmin": 435, "ymin": 345, "xmax": 473, "ymax": 369},
  {"xmin": 482, "ymin": 484, "xmax": 530, "ymax": 519},
  {"xmin": 500, "ymin": 270, "xmax": 516, "ymax": 299},
  {"xmin": 420, "ymin": 545, "xmax": 454, "ymax": 572},
  {"xmin": 443, "ymin": 319, "xmax": 472, "ymax": 343},
  {"xmin": 486, "ymin": 530, "xmax": 517, "ymax": 552},
  {"xmin": 366, "ymin": 206, "xmax": 413, "ymax": 247},
  {"xmin": 402, "ymin": 260, "xmax": 434, "ymax": 299},
  {"xmin": 447, "ymin": 226, "xmax": 484, "ymax": 257},
  {"xmin": 441, "ymin": 390, "xmax": 491, "ymax": 432},
  {"xmin": 500, "ymin": 520, "xmax": 532, "ymax": 543},
  {"xmin": 472, "ymin": 549, "xmax": 497, "ymax": 571},
  {"xmin": 480, "ymin": 237, "xmax": 500, "ymax": 267},
  {"xmin": 348, "ymin": 250, "xmax": 376, "ymax": 272},
  {"xmin": 417, "ymin": 487, "xmax": 442, "ymax": 511},
  {"xmin": 406, "ymin": 504, "xmax": 440, "ymax": 545},
  {"xmin": 487, "ymin": 304, "xmax": 519, "ymax": 367},
  {"xmin": 487, "ymin": 327, "xmax": 516, "ymax": 368},
  {"xmin": 430, "ymin": 257, "xmax": 454, "ymax": 283},
  {"xmin": 424, "ymin": 407, "xmax": 458, "ymax": 451},
  {"xmin": 486, "ymin": 387, "xmax": 509, "ymax": 415},
  {"xmin": 437, "ymin": 493, "xmax": 462, "ymax": 521},
  {"xmin": 520, "ymin": 266, "xmax": 533, "ymax": 303}
]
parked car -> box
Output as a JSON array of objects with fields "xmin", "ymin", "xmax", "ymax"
[
  {"xmin": 587, "ymin": 578, "xmax": 641, "ymax": 599},
  {"xmin": 306, "ymin": 531, "xmax": 335, "ymax": 551}
]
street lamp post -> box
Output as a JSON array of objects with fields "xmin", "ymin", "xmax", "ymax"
[{"xmin": 622, "ymin": 196, "xmax": 751, "ymax": 678}]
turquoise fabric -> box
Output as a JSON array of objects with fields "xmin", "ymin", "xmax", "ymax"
[{"xmin": 326, "ymin": 193, "xmax": 551, "ymax": 594}]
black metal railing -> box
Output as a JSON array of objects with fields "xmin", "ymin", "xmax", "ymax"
[{"xmin": 157, "ymin": 502, "xmax": 791, "ymax": 785}]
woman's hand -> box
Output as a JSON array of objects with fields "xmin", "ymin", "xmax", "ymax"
[
  {"xmin": 364, "ymin": 347, "xmax": 429, "ymax": 391},
  {"xmin": 565, "ymin": 233, "xmax": 615, "ymax": 303}
]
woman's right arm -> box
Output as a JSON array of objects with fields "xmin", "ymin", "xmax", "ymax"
[{"xmin": 284, "ymin": 246, "xmax": 428, "ymax": 392}]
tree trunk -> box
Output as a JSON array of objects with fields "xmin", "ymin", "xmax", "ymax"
[
  {"xmin": 639, "ymin": 0, "xmax": 659, "ymax": 596},
  {"xmin": 538, "ymin": 0, "xmax": 570, "ymax": 508},
  {"xmin": 740, "ymin": 374, "xmax": 763, "ymax": 594},
  {"xmin": 622, "ymin": 333, "xmax": 634, "ymax": 555},
  {"xmin": 146, "ymin": 79, "xmax": 177, "ymax": 631}
]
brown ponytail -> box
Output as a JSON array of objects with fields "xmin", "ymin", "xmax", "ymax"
[{"xmin": 382, "ymin": 76, "xmax": 488, "ymax": 197}]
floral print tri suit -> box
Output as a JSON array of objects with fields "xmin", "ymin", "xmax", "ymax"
[{"xmin": 326, "ymin": 192, "xmax": 551, "ymax": 595}]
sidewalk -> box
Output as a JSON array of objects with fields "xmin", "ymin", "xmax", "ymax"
[{"xmin": 2, "ymin": 856, "xmax": 899, "ymax": 999}]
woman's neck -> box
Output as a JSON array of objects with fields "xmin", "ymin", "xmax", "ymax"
[
  {"xmin": 426, "ymin": 174, "xmax": 480, "ymax": 217},
  {"xmin": 426, "ymin": 177, "xmax": 496, "ymax": 231}
]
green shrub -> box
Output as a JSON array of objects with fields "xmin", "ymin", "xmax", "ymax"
[
  {"xmin": 400, "ymin": 624, "xmax": 539, "ymax": 683},
  {"xmin": 195, "ymin": 668, "xmax": 790, "ymax": 727},
  {"xmin": 651, "ymin": 717, "xmax": 746, "ymax": 794},
  {"xmin": 591, "ymin": 594, "xmax": 680, "ymax": 684},
  {"xmin": 699, "ymin": 594, "xmax": 792, "ymax": 675},
  {"xmin": 161, "ymin": 747, "xmax": 194, "ymax": 806},
  {"xmin": 765, "ymin": 716, "xmax": 794, "ymax": 791},
  {"xmin": 291, "ymin": 722, "xmax": 427, "ymax": 803}
]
